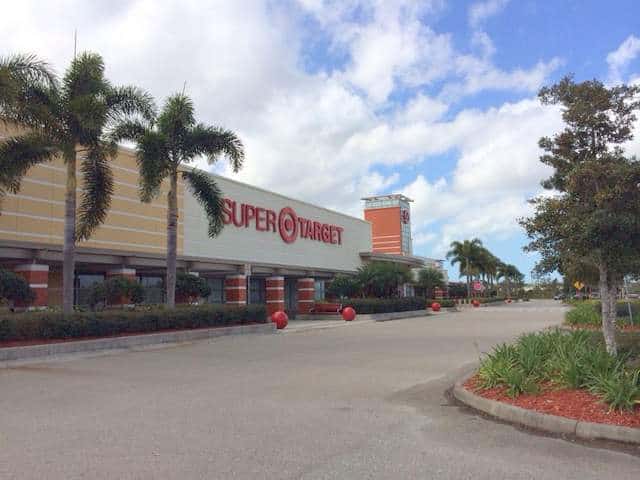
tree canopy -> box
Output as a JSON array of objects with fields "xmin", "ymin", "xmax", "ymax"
[{"xmin": 521, "ymin": 76, "xmax": 640, "ymax": 354}]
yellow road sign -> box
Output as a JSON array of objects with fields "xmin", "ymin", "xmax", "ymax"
[{"xmin": 573, "ymin": 281, "xmax": 585, "ymax": 290}]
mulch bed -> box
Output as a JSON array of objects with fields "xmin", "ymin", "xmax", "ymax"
[
  {"xmin": 0, "ymin": 322, "xmax": 263, "ymax": 349},
  {"xmin": 565, "ymin": 324, "xmax": 640, "ymax": 332},
  {"xmin": 464, "ymin": 375, "xmax": 640, "ymax": 429}
]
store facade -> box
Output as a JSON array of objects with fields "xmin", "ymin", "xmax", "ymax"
[{"xmin": 0, "ymin": 134, "xmax": 425, "ymax": 316}]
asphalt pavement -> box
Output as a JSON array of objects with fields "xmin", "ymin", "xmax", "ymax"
[{"xmin": 1, "ymin": 300, "xmax": 638, "ymax": 479}]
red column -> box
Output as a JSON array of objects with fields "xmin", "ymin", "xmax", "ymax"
[
  {"xmin": 106, "ymin": 268, "xmax": 137, "ymax": 305},
  {"xmin": 266, "ymin": 276, "xmax": 285, "ymax": 316},
  {"xmin": 297, "ymin": 278, "xmax": 315, "ymax": 314},
  {"xmin": 14, "ymin": 264, "xmax": 49, "ymax": 308},
  {"xmin": 224, "ymin": 274, "xmax": 247, "ymax": 306}
]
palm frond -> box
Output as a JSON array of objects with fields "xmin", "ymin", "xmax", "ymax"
[
  {"xmin": 137, "ymin": 130, "xmax": 170, "ymax": 202},
  {"xmin": 108, "ymin": 119, "xmax": 149, "ymax": 144},
  {"xmin": 105, "ymin": 85, "xmax": 156, "ymax": 122},
  {"xmin": 157, "ymin": 93, "xmax": 195, "ymax": 142},
  {"xmin": 62, "ymin": 52, "xmax": 107, "ymax": 100},
  {"xmin": 185, "ymin": 124, "xmax": 244, "ymax": 171},
  {"xmin": 0, "ymin": 132, "xmax": 58, "ymax": 197},
  {"xmin": 76, "ymin": 144, "xmax": 114, "ymax": 241},
  {"xmin": 0, "ymin": 53, "xmax": 57, "ymax": 92},
  {"xmin": 182, "ymin": 169, "xmax": 225, "ymax": 237}
]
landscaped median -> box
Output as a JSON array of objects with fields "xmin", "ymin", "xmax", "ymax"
[
  {"xmin": 0, "ymin": 304, "xmax": 272, "ymax": 362},
  {"xmin": 453, "ymin": 329, "xmax": 640, "ymax": 444}
]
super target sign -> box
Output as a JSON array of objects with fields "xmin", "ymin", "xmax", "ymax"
[{"xmin": 222, "ymin": 199, "xmax": 344, "ymax": 245}]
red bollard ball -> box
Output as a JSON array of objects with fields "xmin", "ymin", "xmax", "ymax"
[
  {"xmin": 431, "ymin": 302, "xmax": 441, "ymax": 312},
  {"xmin": 271, "ymin": 310, "xmax": 288, "ymax": 329},
  {"xmin": 342, "ymin": 306, "xmax": 356, "ymax": 321},
  {"xmin": 472, "ymin": 299, "xmax": 480, "ymax": 307}
]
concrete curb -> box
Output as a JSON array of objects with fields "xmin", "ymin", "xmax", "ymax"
[
  {"xmin": 370, "ymin": 310, "xmax": 431, "ymax": 322},
  {"xmin": 0, "ymin": 322, "xmax": 277, "ymax": 364},
  {"xmin": 452, "ymin": 369, "xmax": 640, "ymax": 445}
]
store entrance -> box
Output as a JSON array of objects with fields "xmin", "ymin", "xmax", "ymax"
[{"xmin": 284, "ymin": 278, "xmax": 297, "ymax": 318}]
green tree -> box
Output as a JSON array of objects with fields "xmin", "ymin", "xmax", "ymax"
[
  {"xmin": 0, "ymin": 268, "xmax": 35, "ymax": 306},
  {"xmin": 416, "ymin": 267, "xmax": 445, "ymax": 298},
  {"xmin": 521, "ymin": 76, "xmax": 640, "ymax": 354},
  {"xmin": 111, "ymin": 94, "xmax": 244, "ymax": 307},
  {"xmin": 357, "ymin": 262, "xmax": 411, "ymax": 298},
  {"xmin": 0, "ymin": 52, "xmax": 154, "ymax": 314},
  {"xmin": 175, "ymin": 272, "xmax": 212, "ymax": 302},
  {"xmin": 326, "ymin": 274, "xmax": 361, "ymax": 299},
  {"xmin": 446, "ymin": 238, "xmax": 483, "ymax": 298},
  {"xmin": 497, "ymin": 263, "xmax": 523, "ymax": 298}
]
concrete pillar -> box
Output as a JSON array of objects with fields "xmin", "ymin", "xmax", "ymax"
[
  {"xmin": 265, "ymin": 276, "xmax": 285, "ymax": 316},
  {"xmin": 224, "ymin": 274, "xmax": 247, "ymax": 306},
  {"xmin": 297, "ymin": 278, "xmax": 315, "ymax": 314},
  {"xmin": 14, "ymin": 264, "xmax": 49, "ymax": 308}
]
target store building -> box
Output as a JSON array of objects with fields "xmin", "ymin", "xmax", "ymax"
[{"xmin": 0, "ymin": 133, "xmax": 425, "ymax": 316}]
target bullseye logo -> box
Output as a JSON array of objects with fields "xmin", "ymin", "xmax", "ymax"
[{"xmin": 278, "ymin": 207, "xmax": 298, "ymax": 244}]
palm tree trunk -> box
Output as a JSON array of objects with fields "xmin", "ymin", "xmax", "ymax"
[
  {"xmin": 62, "ymin": 151, "xmax": 77, "ymax": 314},
  {"xmin": 165, "ymin": 169, "xmax": 178, "ymax": 308}
]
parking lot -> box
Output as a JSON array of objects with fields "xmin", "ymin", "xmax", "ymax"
[{"xmin": 1, "ymin": 301, "xmax": 638, "ymax": 479}]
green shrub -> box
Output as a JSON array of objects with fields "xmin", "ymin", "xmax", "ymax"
[
  {"xmin": 0, "ymin": 268, "xmax": 35, "ymax": 305},
  {"xmin": 87, "ymin": 277, "xmax": 145, "ymax": 308},
  {"xmin": 342, "ymin": 297, "xmax": 426, "ymax": 314},
  {"xmin": 565, "ymin": 303, "xmax": 601, "ymax": 327},
  {"xmin": 326, "ymin": 275, "xmax": 361, "ymax": 299},
  {"xmin": 475, "ymin": 329, "xmax": 640, "ymax": 411},
  {"xmin": 0, "ymin": 304, "xmax": 267, "ymax": 342},
  {"xmin": 588, "ymin": 369, "xmax": 640, "ymax": 412},
  {"xmin": 175, "ymin": 273, "xmax": 211, "ymax": 300}
]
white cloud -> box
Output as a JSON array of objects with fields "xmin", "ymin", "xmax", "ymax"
[
  {"xmin": 0, "ymin": 0, "xmax": 566, "ymax": 263},
  {"xmin": 468, "ymin": 0, "xmax": 510, "ymax": 28},
  {"xmin": 607, "ymin": 35, "xmax": 640, "ymax": 83}
]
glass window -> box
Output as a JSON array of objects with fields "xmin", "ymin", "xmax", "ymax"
[
  {"xmin": 314, "ymin": 280, "xmax": 325, "ymax": 300},
  {"xmin": 249, "ymin": 278, "xmax": 265, "ymax": 304},
  {"xmin": 74, "ymin": 273, "xmax": 105, "ymax": 306},
  {"xmin": 207, "ymin": 278, "xmax": 224, "ymax": 304},
  {"xmin": 138, "ymin": 275, "xmax": 164, "ymax": 304}
]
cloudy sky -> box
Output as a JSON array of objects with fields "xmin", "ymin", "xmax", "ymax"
[{"xmin": 2, "ymin": 0, "xmax": 639, "ymax": 279}]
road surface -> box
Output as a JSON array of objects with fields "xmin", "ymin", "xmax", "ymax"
[{"xmin": 1, "ymin": 300, "xmax": 638, "ymax": 479}]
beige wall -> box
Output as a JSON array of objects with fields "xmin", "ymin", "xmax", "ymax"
[{"xmin": 0, "ymin": 126, "xmax": 184, "ymax": 254}]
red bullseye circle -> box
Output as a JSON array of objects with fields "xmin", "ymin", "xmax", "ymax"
[{"xmin": 278, "ymin": 207, "xmax": 298, "ymax": 244}]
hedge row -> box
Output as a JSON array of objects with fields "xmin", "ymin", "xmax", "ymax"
[
  {"xmin": 0, "ymin": 304, "xmax": 267, "ymax": 342},
  {"xmin": 568, "ymin": 299, "xmax": 640, "ymax": 318},
  {"xmin": 341, "ymin": 297, "xmax": 454, "ymax": 314}
]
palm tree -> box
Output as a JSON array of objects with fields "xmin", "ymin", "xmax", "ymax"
[
  {"xmin": 446, "ymin": 238, "xmax": 483, "ymax": 299},
  {"xmin": 0, "ymin": 52, "xmax": 155, "ymax": 314},
  {"xmin": 416, "ymin": 267, "xmax": 445, "ymax": 299},
  {"xmin": 497, "ymin": 263, "xmax": 523, "ymax": 298},
  {"xmin": 111, "ymin": 93, "xmax": 244, "ymax": 307},
  {"xmin": 356, "ymin": 261, "xmax": 412, "ymax": 297}
]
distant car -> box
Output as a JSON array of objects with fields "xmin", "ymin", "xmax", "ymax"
[{"xmin": 553, "ymin": 293, "xmax": 565, "ymax": 300}]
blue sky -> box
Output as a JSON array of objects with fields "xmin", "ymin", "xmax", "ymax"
[{"xmin": 2, "ymin": 0, "xmax": 639, "ymax": 281}]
